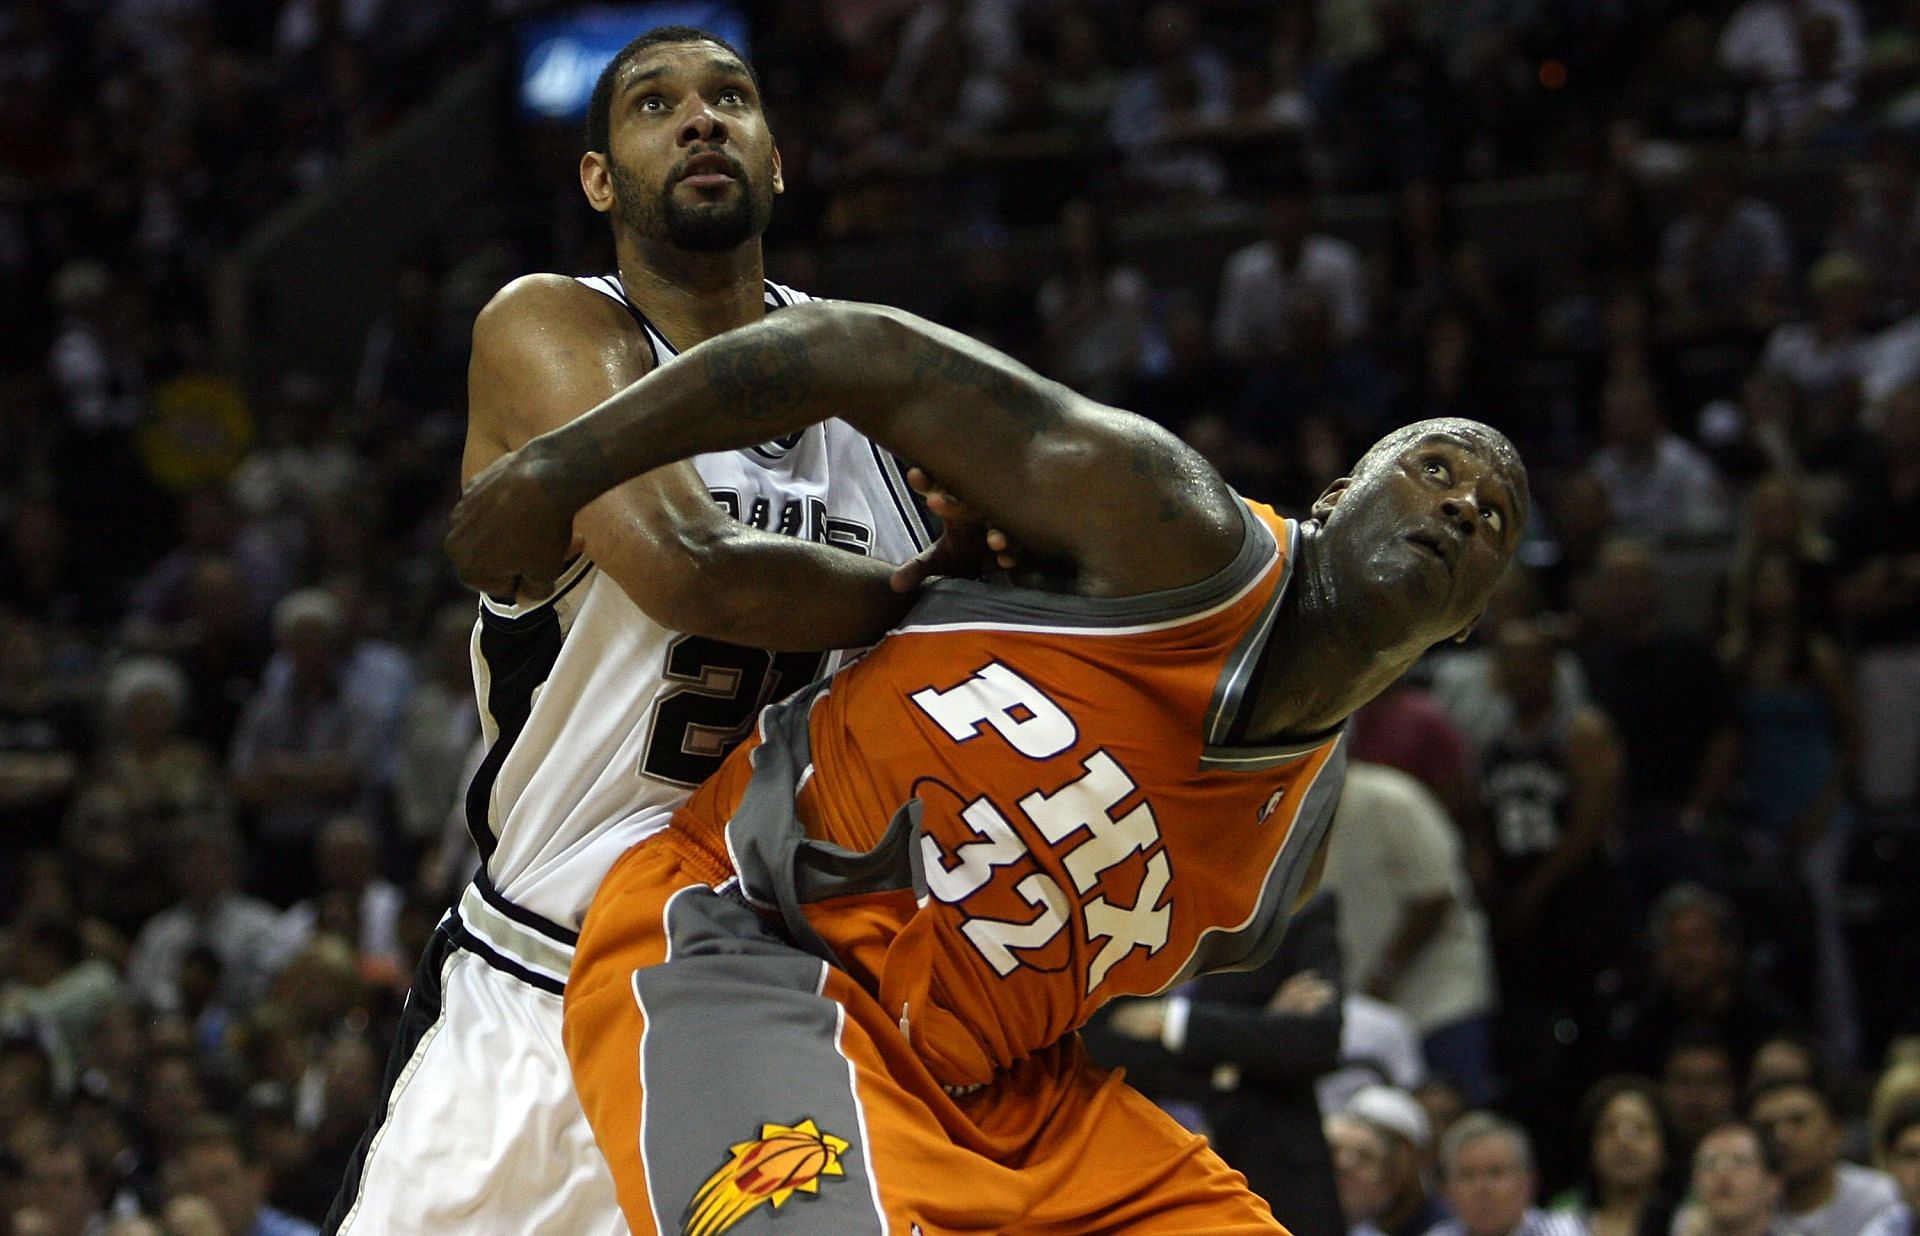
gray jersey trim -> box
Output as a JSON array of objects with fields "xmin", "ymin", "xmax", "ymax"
[
  {"xmin": 1201, "ymin": 518, "xmax": 1297, "ymax": 751},
  {"xmin": 899, "ymin": 502, "xmax": 1273, "ymax": 633}
]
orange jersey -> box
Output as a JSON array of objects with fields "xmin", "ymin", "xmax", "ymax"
[{"xmin": 673, "ymin": 500, "xmax": 1346, "ymax": 1090}]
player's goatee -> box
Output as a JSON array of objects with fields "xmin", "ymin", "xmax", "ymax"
[{"xmin": 608, "ymin": 156, "xmax": 773, "ymax": 252}]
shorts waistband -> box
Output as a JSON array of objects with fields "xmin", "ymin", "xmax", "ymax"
[{"xmin": 454, "ymin": 879, "xmax": 575, "ymax": 991}]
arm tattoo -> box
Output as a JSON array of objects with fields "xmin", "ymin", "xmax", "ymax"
[
  {"xmin": 701, "ymin": 323, "xmax": 815, "ymax": 427},
  {"xmin": 906, "ymin": 336, "xmax": 1064, "ymax": 440}
]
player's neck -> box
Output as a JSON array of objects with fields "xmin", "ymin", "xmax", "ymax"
[
  {"xmin": 1244, "ymin": 530, "xmax": 1419, "ymax": 742},
  {"xmin": 616, "ymin": 237, "xmax": 768, "ymax": 352}
]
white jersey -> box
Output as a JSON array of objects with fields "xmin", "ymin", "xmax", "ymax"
[{"xmin": 461, "ymin": 277, "xmax": 931, "ymax": 970}]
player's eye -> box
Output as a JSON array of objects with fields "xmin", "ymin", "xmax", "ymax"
[
  {"xmin": 1484, "ymin": 507, "xmax": 1504, "ymax": 533},
  {"xmin": 1421, "ymin": 458, "xmax": 1450, "ymax": 484},
  {"xmin": 718, "ymin": 88, "xmax": 746, "ymax": 105},
  {"xmin": 638, "ymin": 95, "xmax": 668, "ymax": 112}
]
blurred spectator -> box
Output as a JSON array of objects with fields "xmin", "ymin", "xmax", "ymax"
[
  {"xmin": 1549, "ymin": 1075, "xmax": 1677, "ymax": 1236},
  {"xmin": 1036, "ymin": 199, "xmax": 1154, "ymax": 403},
  {"xmin": 281, "ymin": 817, "xmax": 402, "ymax": 976},
  {"xmin": 0, "ymin": 615, "xmax": 87, "ymax": 891},
  {"xmin": 353, "ymin": 259, "xmax": 463, "ymax": 421},
  {"xmin": 1575, "ymin": 542, "xmax": 1733, "ymax": 851},
  {"xmin": 1691, "ymin": 1120, "xmax": 1791, "ymax": 1236},
  {"xmin": 1329, "ymin": 1108, "xmax": 1399, "ymax": 1236},
  {"xmin": 1107, "ymin": 4, "xmax": 1230, "ymax": 154},
  {"xmin": 1720, "ymin": 0, "xmax": 1865, "ymax": 149},
  {"xmin": 0, "ymin": 496, "xmax": 114, "ymax": 632},
  {"xmin": 1610, "ymin": 885, "xmax": 1795, "ymax": 1081},
  {"xmin": 1748, "ymin": 1078, "xmax": 1899, "ymax": 1236},
  {"xmin": 1429, "ymin": 566, "xmax": 1591, "ymax": 760},
  {"xmin": 1689, "ymin": 549, "xmax": 1863, "ymax": 1066},
  {"xmin": 65, "ymin": 657, "xmax": 229, "ymax": 934},
  {"xmin": 1347, "ymin": 1084, "xmax": 1446, "ymax": 1236},
  {"xmin": 1042, "ymin": 9, "xmax": 1120, "ymax": 135},
  {"xmin": 392, "ymin": 604, "xmax": 477, "ymax": 859},
  {"xmin": 122, "ymin": 486, "xmax": 288, "ymax": 652},
  {"xmin": 1751, "ymin": 1033, "xmax": 1825, "ymax": 1093},
  {"xmin": 1215, "ymin": 183, "xmax": 1370, "ymax": 364},
  {"xmin": 0, "ymin": 916, "xmax": 124, "ymax": 1082},
  {"xmin": 1591, "ymin": 373, "xmax": 1732, "ymax": 543},
  {"xmin": 1427, "ymin": 1111, "xmax": 1583, "ymax": 1236},
  {"xmin": 126, "ymin": 828, "xmax": 300, "ymax": 1015},
  {"xmin": 1658, "ymin": 157, "xmax": 1792, "ymax": 344},
  {"xmin": 1087, "ymin": 893, "xmax": 1344, "ymax": 1236},
  {"xmin": 1859, "ymin": 1098, "xmax": 1920, "ymax": 1236},
  {"xmin": 1632, "ymin": 13, "xmax": 1747, "ymax": 144},
  {"xmin": 1328, "ymin": 0, "xmax": 1458, "ymax": 189},
  {"xmin": 1347, "ymin": 680, "xmax": 1475, "ymax": 830},
  {"xmin": 169, "ymin": 1115, "xmax": 318, "ymax": 1236},
  {"xmin": 1829, "ymin": 385, "xmax": 1920, "ymax": 819},
  {"xmin": 1321, "ymin": 762, "xmax": 1496, "ymax": 1105},
  {"xmin": 1829, "ymin": 137, "xmax": 1920, "ymax": 322},
  {"xmin": 1234, "ymin": 284, "xmax": 1390, "ymax": 440},
  {"xmin": 229, "ymin": 589, "xmax": 389, "ymax": 904},
  {"xmin": 1761, "ymin": 254, "xmax": 1876, "ymax": 414},
  {"xmin": 18, "ymin": 1136, "xmax": 109, "ymax": 1236},
  {"xmin": 1538, "ymin": 471, "xmax": 1615, "ymax": 615},
  {"xmin": 1477, "ymin": 618, "xmax": 1623, "ymax": 1103},
  {"xmin": 170, "ymin": 557, "xmax": 270, "ymax": 756}
]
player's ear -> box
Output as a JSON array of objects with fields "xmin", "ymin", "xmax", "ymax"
[
  {"xmin": 580, "ymin": 152, "xmax": 615, "ymax": 215},
  {"xmin": 770, "ymin": 144, "xmax": 785, "ymax": 196},
  {"xmin": 1309, "ymin": 477, "xmax": 1353, "ymax": 522}
]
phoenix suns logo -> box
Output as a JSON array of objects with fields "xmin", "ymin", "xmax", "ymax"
[{"xmin": 682, "ymin": 1118, "xmax": 851, "ymax": 1235}]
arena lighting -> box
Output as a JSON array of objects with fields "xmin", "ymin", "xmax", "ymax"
[{"xmin": 517, "ymin": 2, "xmax": 749, "ymax": 122}]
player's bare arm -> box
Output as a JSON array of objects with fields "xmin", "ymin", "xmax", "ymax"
[
  {"xmin": 463, "ymin": 277, "xmax": 916, "ymax": 650},
  {"xmin": 449, "ymin": 300, "xmax": 1248, "ymax": 602}
]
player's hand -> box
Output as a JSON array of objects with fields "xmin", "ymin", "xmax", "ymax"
[
  {"xmin": 445, "ymin": 443, "xmax": 578, "ymax": 600},
  {"xmin": 888, "ymin": 466, "xmax": 1017, "ymax": 593}
]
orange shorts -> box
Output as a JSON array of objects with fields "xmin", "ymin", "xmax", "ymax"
[{"xmin": 562, "ymin": 830, "xmax": 1285, "ymax": 1236}]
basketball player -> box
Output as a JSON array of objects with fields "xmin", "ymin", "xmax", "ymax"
[
  {"xmin": 323, "ymin": 29, "xmax": 939, "ymax": 1236},
  {"xmin": 449, "ymin": 303, "xmax": 1527, "ymax": 1234}
]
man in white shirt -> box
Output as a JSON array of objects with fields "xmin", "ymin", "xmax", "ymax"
[
  {"xmin": 1590, "ymin": 371, "xmax": 1731, "ymax": 541},
  {"xmin": 1425, "ymin": 1112, "xmax": 1584, "ymax": 1236},
  {"xmin": 1750, "ymin": 1079, "xmax": 1900, "ymax": 1236},
  {"xmin": 1215, "ymin": 183, "xmax": 1369, "ymax": 362},
  {"xmin": 126, "ymin": 827, "xmax": 302, "ymax": 1014},
  {"xmin": 1320, "ymin": 761, "xmax": 1496, "ymax": 1104}
]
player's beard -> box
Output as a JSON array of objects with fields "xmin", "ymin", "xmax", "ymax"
[{"xmin": 609, "ymin": 153, "xmax": 774, "ymax": 253}]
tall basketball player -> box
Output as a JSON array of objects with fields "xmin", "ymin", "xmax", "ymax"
[{"xmin": 323, "ymin": 27, "xmax": 936, "ymax": 1235}]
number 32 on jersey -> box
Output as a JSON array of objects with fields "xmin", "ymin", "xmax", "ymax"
[{"xmin": 909, "ymin": 661, "xmax": 1173, "ymax": 995}]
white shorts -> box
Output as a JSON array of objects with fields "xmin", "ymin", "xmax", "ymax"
[{"xmin": 325, "ymin": 883, "xmax": 625, "ymax": 1235}]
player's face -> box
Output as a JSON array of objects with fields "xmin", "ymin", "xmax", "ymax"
[
  {"xmin": 1319, "ymin": 428, "xmax": 1524, "ymax": 647},
  {"xmin": 598, "ymin": 42, "xmax": 782, "ymax": 252}
]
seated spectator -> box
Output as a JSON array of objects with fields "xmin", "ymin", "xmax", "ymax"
[
  {"xmin": 1751, "ymin": 1033, "xmax": 1825, "ymax": 1092},
  {"xmin": 1537, "ymin": 471, "xmax": 1615, "ymax": 615},
  {"xmin": 1652, "ymin": 1015, "xmax": 1743, "ymax": 1145},
  {"xmin": 1322, "ymin": 992, "xmax": 1429, "ymax": 1116},
  {"xmin": 230, "ymin": 589, "xmax": 389, "ymax": 904},
  {"xmin": 169, "ymin": 1114, "xmax": 319, "ymax": 1236},
  {"xmin": 1348, "ymin": 679, "xmax": 1475, "ymax": 830},
  {"xmin": 0, "ymin": 613, "xmax": 89, "ymax": 888},
  {"xmin": 0, "ymin": 916, "xmax": 124, "ymax": 1081},
  {"xmin": 65, "ymin": 656, "xmax": 230, "ymax": 933},
  {"xmin": 1612, "ymin": 886, "xmax": 1796, "ymax": 1080},
  {"xmin": 281, "ymin": 816, "xmax": 403, "ymax": 977},
  {"xmin": 1215, "ymin": 182, "xmax": 1370, "ymax": 364},
  {"xmin": 1750, "ymin": 1078, "xmax": 1900, "ymax": 1236},
  {"xmin": 171, "ymin": 557, "xmax": 271, "ymax": 756},
  {"xmin": 1720, "ymin": 0, "xmax": 1865, "ymax": 148},
  {"xmin": 1426, "ymin": 1111, "xmax": 1583, "ymax": 1236},
  {"xmin": 1829, "ymin": 386, "xmax": 1920, "ymax": 819},
  {"xmin": 1761, "ymin": 254, "xmax": 1875, "ymax": 413},
  {"xmin": 1429, "ymin": 566, "xmax": 1591, "ymax": 760},
  {"xmin": 1035, "ymin": 199, "xmax": 1154, "ymax": 403},
  {"xmin": 1233, "ymin": 284, "xmax": 1390, "ymax": 437},
  {"xmin": 1550, "ymin": 1075, "xmax": 1678, "ymax": 1236},
  {"xmin": 1321, "ymin": 762, "xmax": 1496, "ymax": 1105},
  {"xmin": 1693, "ymin": 1120, "xmax": 1793, "ymax": 1236},
  {"xmin": 1349, "ymin": 1084, "xmax": 1448, "ymax": 1236},
  {"xmin": 1591, "ymin": 372, "xmax": 1732, "ymax": 542},
  {"xmin": 391, "ymin": 602, "xmax": 478, "ymax": 859},
  {"xmin": 1657, "ymin": 156, "xmax": 1791, "ymax": 344},
  {"xmin": 1328, "ymin": 0, "xmax": 1458, "ymax": 188},
  {"xmin": 18, "ymin": 1135, "xmax": 111, "ymax": 1236},
  {"xmin": 1575, "ymin": 543, "xmax": 1732, "ymax": 863},
  {"xmin": 1106, "ymin": 4, "xmax": 1231, "ymax": 199},
  {"xmin": 126, "ymin": 827, "xmax": 301, "ymax": 1015},
  {"xmin": 1086, "ymin": 893, "xmax": 1344, "ymax": 1236},
  {"xmin": 1330, "ymin": 1109, "xmax": 1400, "ymax": 1236},
  {"xmin": 1859, "ymin": 1098, "xmax": 1920, "ymax": 1236},
  {"xmin": 1042, "ymin": 9, "xmax": 1121, "ymax": 135},
  {"xmin": 121, "ymin": 485, "xmax": 289, "ymax": 653}
]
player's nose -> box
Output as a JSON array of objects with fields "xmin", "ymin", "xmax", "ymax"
[
  {"xmin": 679, "ymin": 103, "xmax": 728, "ymax": 146},
  {"xmin": 1439, "ymin": 492, "xmax": 1480, "ymax": 537}
]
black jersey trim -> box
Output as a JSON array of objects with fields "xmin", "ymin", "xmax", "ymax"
[
  {"xmin": 465, "ymin": 600, "xmax": 566, "ymax": 864},
  {"xmin": 446, "ymin": 914, "xmax": 567, "ymax": 995},
  {"xmin": 471, "ymin": 868, "xmax": 580, "ymax": 947}
]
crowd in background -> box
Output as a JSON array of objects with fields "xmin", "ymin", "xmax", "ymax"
[{"xmin": 3, "ymin": 1, "xmax": 1920, "ymax": 1233}]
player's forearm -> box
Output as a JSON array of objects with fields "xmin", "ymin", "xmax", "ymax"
[
  {"xmin": 622, "ymin": 525, "xmax": 913, "ymax": 652},
  {"xmin": 527, "ymin": 301, "xmax": 1058, "ymax": 515}
]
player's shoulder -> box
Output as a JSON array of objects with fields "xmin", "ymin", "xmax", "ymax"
[{"xmin": 475, "ymin": 273, "xmax": 638, "ymax": 342}]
